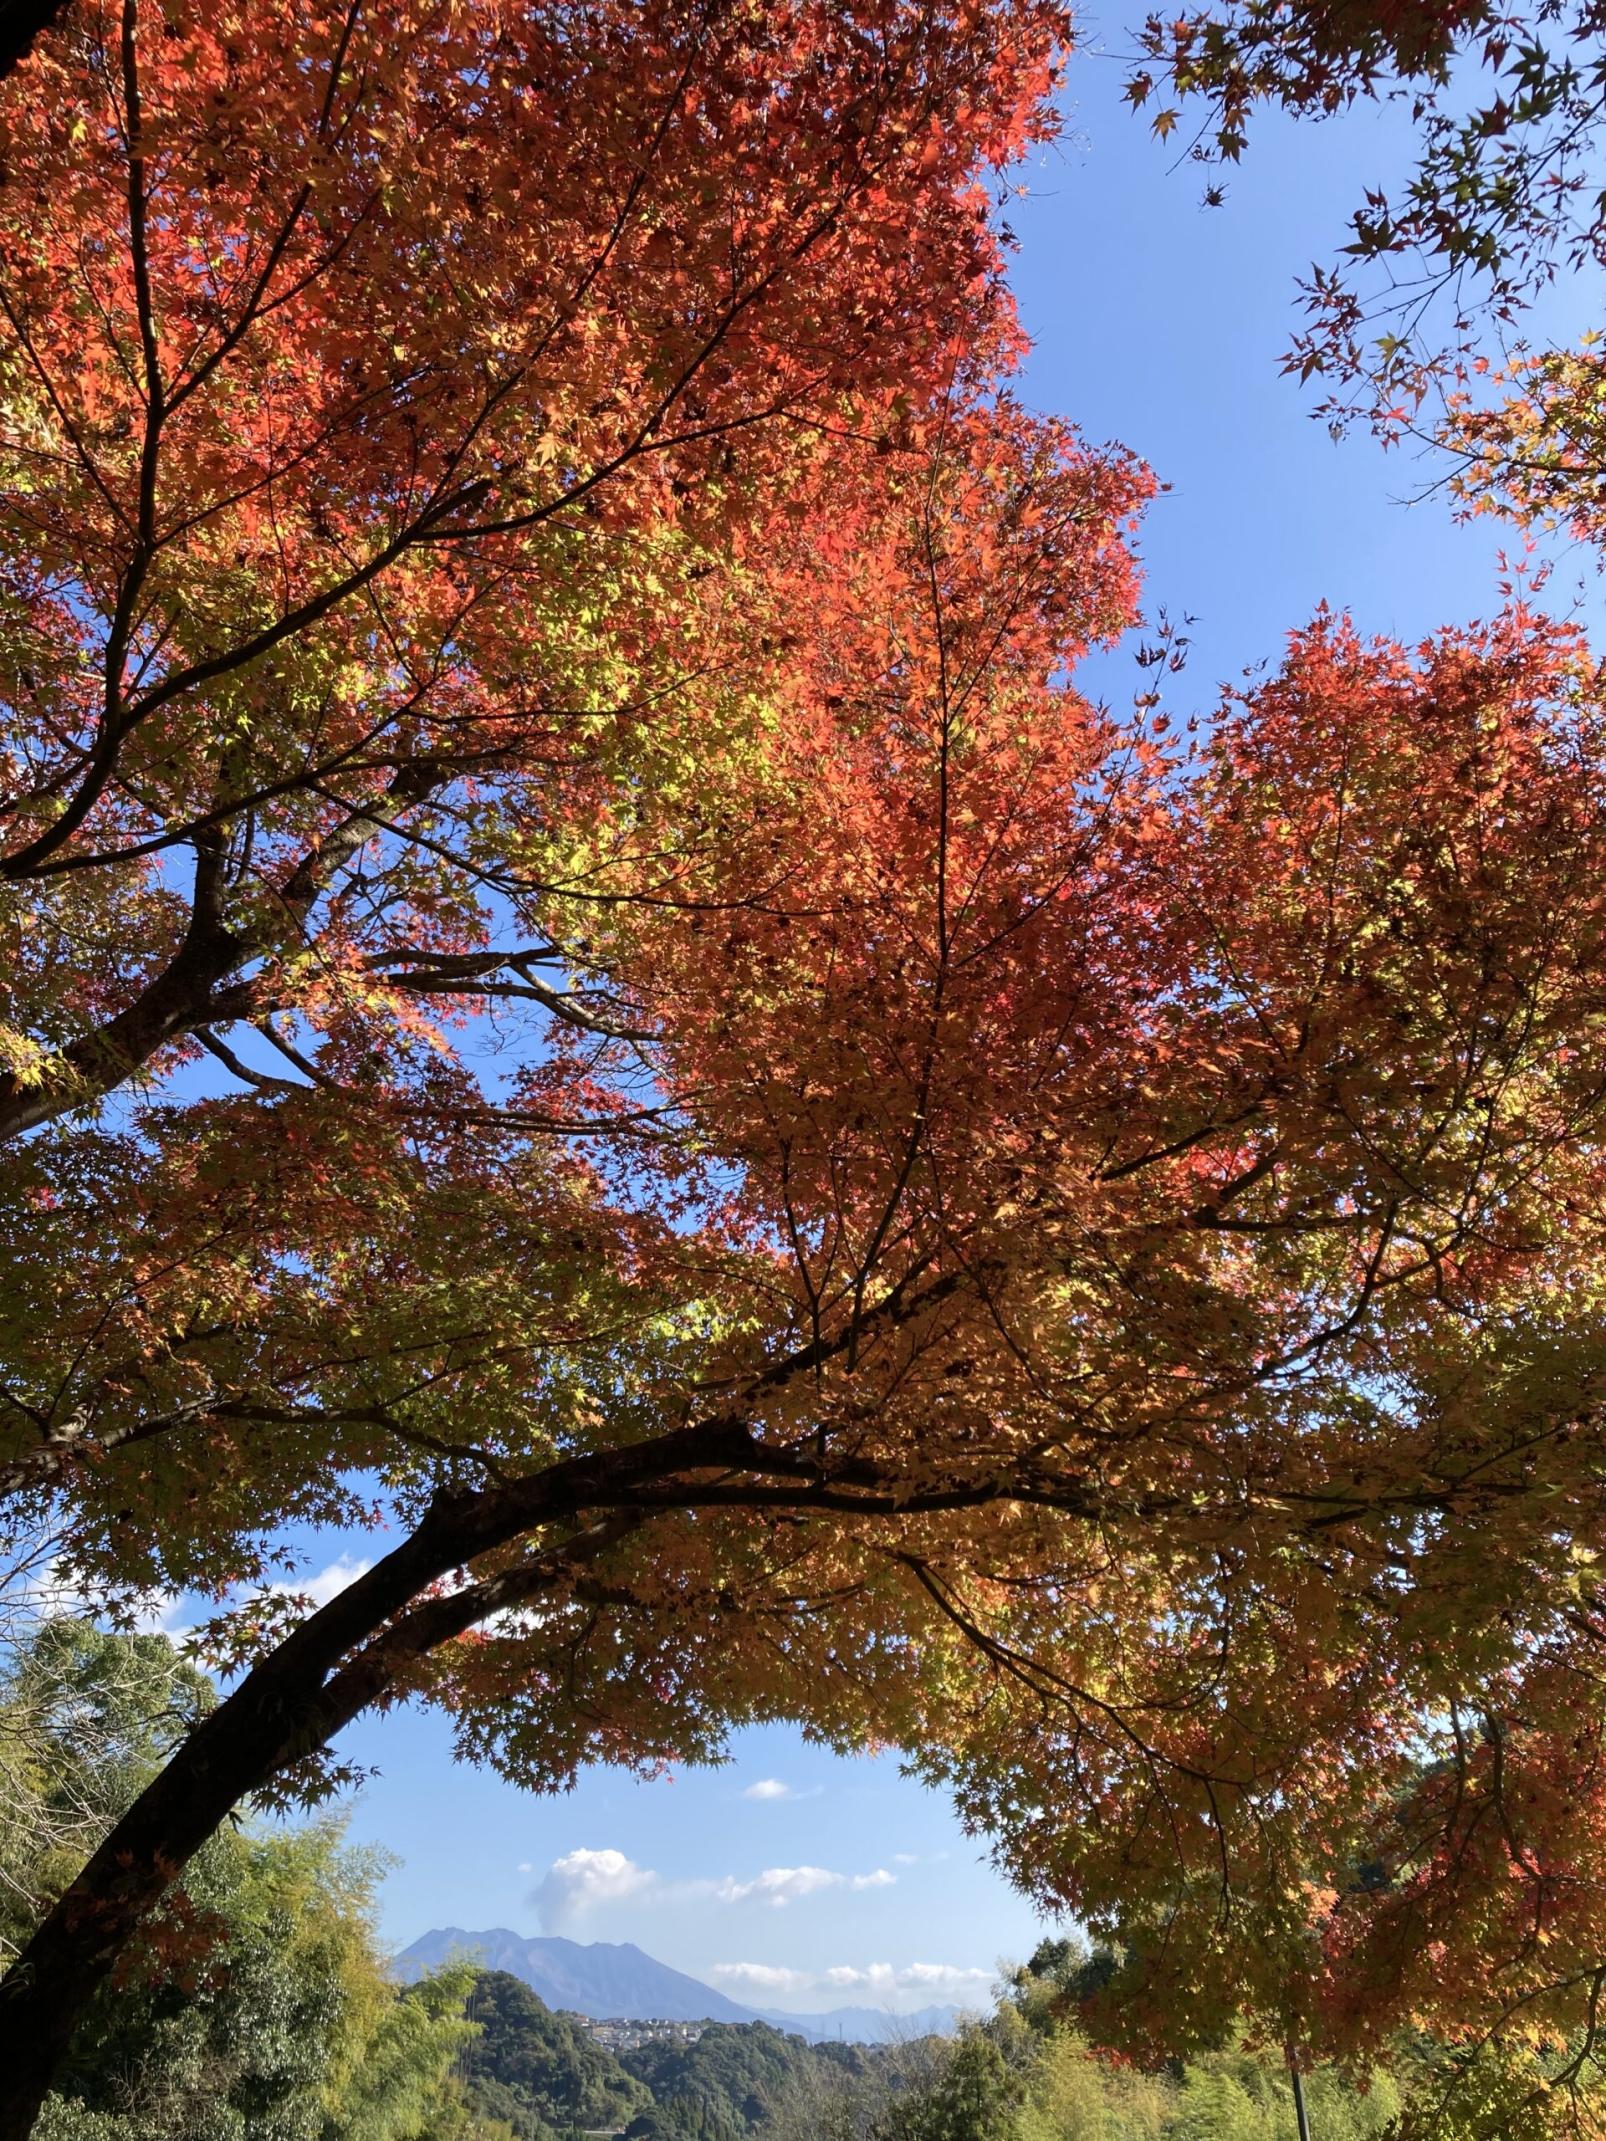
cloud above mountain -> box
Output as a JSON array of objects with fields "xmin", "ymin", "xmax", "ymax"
[
  {"xmin": 529, "ymin": 1848, "xmax": 897, "ymax": 1930},
  {"xmin": 532, "ymin": 1848, "xmax": 662, "ymax": 1929}
]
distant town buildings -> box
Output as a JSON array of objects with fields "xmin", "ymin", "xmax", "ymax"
[{"xmin": 570, "ymin": 2015, "xmax": 707, "ymax": 2053}]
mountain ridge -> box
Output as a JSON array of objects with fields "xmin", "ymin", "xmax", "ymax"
[{"xmin": 393, "ymin": 1925, "xmax": 962, "ymax": 2044}]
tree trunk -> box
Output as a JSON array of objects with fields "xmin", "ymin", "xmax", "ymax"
[
  {"xmin": 0, "ymin": 1387, "xmax": 1010, "ymax": 2131},
  {"xmin": 0, "ymin": 1506, "xmax": 458, "ymax": 2139},
  {"xmin": 0, "ymin": 1417, "xmax": 757, "ymax": 2136}
]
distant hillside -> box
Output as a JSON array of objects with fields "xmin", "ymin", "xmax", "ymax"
[
  {"xmin": 615, "ymin": 2017, "xmax": 886, "ymax": 2139},
  {"xmin": 394, "ymin": 1928, "xmax": 960, "ymax": 2043},
  {"xmin": 456, "ymin": 1970, "xmax": 653, "ymax": 2136},
  {"xmin": 450, "ymin": 1971, "xmax": 904, "ymax": 2141}
]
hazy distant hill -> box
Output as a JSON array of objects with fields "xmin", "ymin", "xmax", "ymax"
[
  {"xmin": 749, "ymin": 2000, "xmax": 961, "ymax": 2043},
  {"xmin": 394, "ymin": 1928, "xmax": 961, "ymax": 2043}
]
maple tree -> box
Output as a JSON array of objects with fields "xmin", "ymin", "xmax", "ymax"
[
  {"xmin": 0, "ymin": 0, "xmax": 1149, "ymax": 2118},
  {"xmin": 17, "ymin": 590, "xmax": 1606, "ymax": 2138},
  {"xmin": 10, "ymin": 2, "xmax": 1606, "ymax": 2138}
]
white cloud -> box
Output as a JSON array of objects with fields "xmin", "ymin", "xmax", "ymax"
[
  {"xmin": 532, "ymin": 1848, "xmax": 661, "ymax": 1931},
  {"xmin": 891, "ymin": 1852, "xmax": 919, "ymax": 1866},
  {"xmin": 711, "ymin": 1962, "xmax": 815, "ymax": 1993},
  {"xmin": 714, "ymin": 1865, "xmax": 895, "ymax": 1908},
  {"xmin": 268, "ymin": 1554, "xmax": 371, "ymax": 1610},
  {"xmin": 130, "ymin": 1591, "xmax": 188, "ymax": 1639},
  {"xmin": 823, "ymin": 1963, "xmax": 993, "ymax": 1995},
  {"xmin": 715, "ymin": 1866, "xmax": 838, "ymax": 1907},
  {"xmin": 526, "ymin": 1849, "xmax": 896, "ymax": 1930},
  {"xmin": 25, "ymin": 1561, "xmax": 188, "ymax": 1641},
  {"xmin": 742, "ymin": 1779, "xmax": 793, "ymax": 1801},
  {"xmin": 712, "ymin": 1960, "xmax": 996, "ymax": 2005},
  {"xmin": 21, "ymin": 1552, "xmax": 372, "ymax": 1653},
  {"xmin": 901, "ymin": 1963, "xmax": 992, "ymax": 1989}
]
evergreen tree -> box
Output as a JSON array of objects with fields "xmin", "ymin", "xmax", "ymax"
[{"xmin": 879, "ymin": 2028, "xmax": 1026, "ymax": 2141}]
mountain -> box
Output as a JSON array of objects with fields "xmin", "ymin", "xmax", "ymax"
[
  {"xmin": 395, "ymin": 1929, "xmax": 757, "ymax": 2024},
  {"xmin": 393, "ymin": 1928, "xmax": 960, "ymax": 2043}
]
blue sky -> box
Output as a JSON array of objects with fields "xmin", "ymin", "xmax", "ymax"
[{"xmin": 121, "ymin": 41, "xmax": 1604, "ymax": 2016}]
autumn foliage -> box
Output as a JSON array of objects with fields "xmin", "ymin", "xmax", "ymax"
[
  {"xmin": 927, "ymin": 607, "xmax": 1606, "ymax": 2073},
  {"xmin": 0, "ymin": 0, "xmax": 1064, "ymax": 1127},
  {"xmin": 8, "ymin": 0, "xmax": 1606, "ymax": 2135}
]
